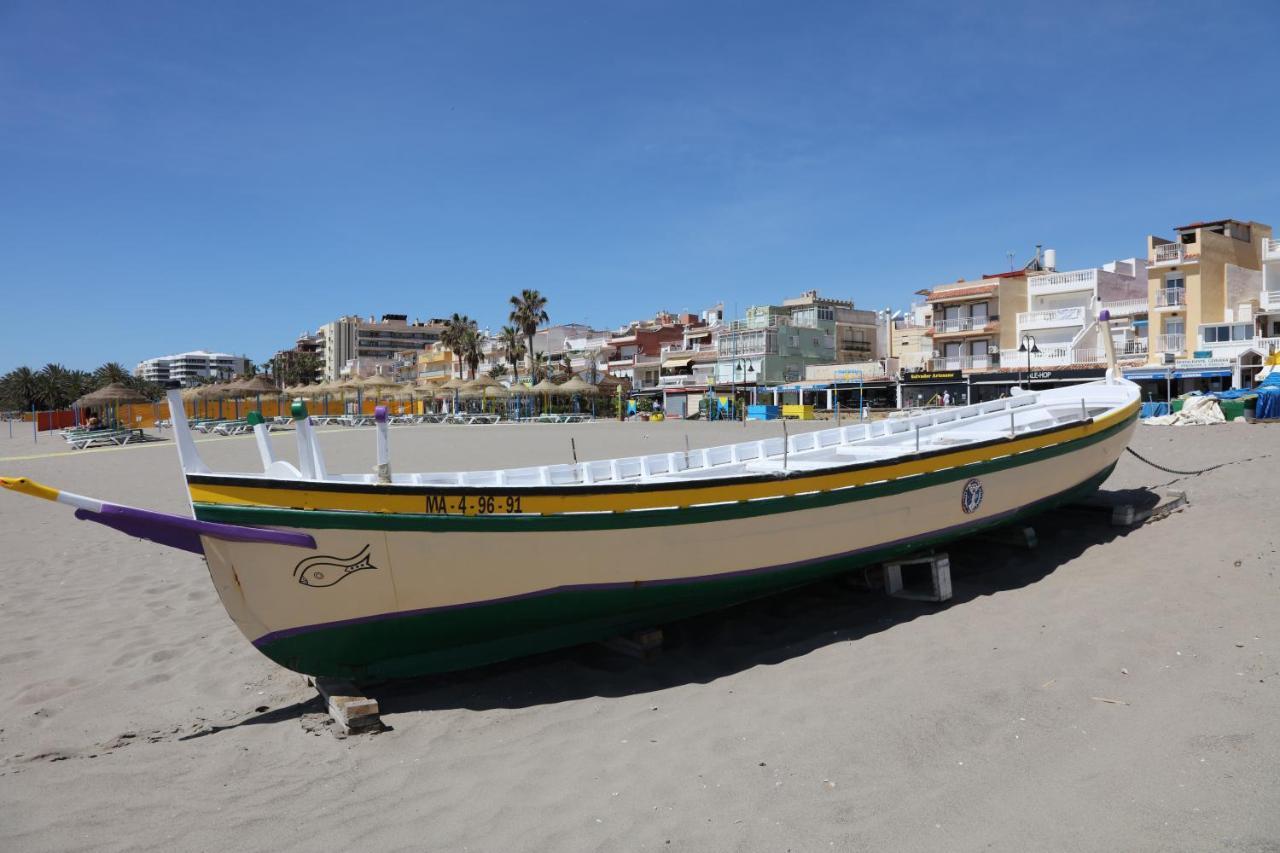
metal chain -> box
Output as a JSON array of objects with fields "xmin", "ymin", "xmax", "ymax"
[{"xmin": 1124, "ymin": 446, "xmax": 1231, "ymax": 476}]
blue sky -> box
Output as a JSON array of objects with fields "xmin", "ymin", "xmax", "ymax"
[{"xmin": 2, "ymin": 0, "xmax": 1278, "ymax": 372}]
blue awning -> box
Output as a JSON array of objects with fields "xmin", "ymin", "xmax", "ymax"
[{"xmin": 1126, "ymin": 369, "xmax": 1232, "ymax": 380}]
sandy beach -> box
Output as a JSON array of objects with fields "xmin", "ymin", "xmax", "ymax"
[{"xmin": 1, "ymin": 418, "xmax": 1277, "ymax": 852}]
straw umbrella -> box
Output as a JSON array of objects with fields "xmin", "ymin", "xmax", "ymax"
[
  {"xmin": 77, "ymin": 382, "xmax": 150, "ymax": 428},
  {"xmin": 350, "ymin": 374, "xmax": 398, "ymax": 414},
  {"xmin": 439, "ymin": 375, "xmax": 467, "ymax": 413},
  {"xmin": 229, "ymin": 374, "xmax": 281, "ymax": 417},
  {"xmin": 557, "ymin": 376, "xmax": 599, "ymax": 416},
  {"xmin": 529, "ymin": 376, "xmax": 560, "ymax": 416}
]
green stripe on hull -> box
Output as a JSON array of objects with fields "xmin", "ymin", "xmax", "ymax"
[
  {"xmin": 256, "ymin": 464, "xmax": 1116, "ymax": 679},
  {"xmin": 196, "ymin": 413, "xmax": 1134, "ymax": 533}
]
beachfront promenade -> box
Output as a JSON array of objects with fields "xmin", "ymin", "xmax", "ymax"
[{"xmin": 1, "ymin": 420, "xmax": 1278, "ymax": 851}]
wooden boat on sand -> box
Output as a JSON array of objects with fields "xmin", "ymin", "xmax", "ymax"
[{"xmin": 1, "ymin": 329, "xmax": 1141, "ymax": 680}]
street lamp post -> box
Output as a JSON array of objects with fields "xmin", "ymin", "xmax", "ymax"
[{"xmin": 1017, "ymin": 334, "xmax": 1041, "ymax": 390}]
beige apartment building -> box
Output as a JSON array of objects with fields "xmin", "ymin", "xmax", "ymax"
[
  {"xmin": 1145, "ymin": 219, "xmax": 1273, "ymax": 361},
  {"xmin": 922, "ymin": 271, "xmax": 1029, "ymax": 371}
]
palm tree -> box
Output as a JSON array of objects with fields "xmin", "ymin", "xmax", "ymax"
[
  {"xmin": 499, "ymin": 325, "xmax": 525, "ymax": 384},
  {"xmin": 530, "ymin": 351, "xmax": 550, "ymax": 383},
  {"xmin": 442, "ymin": 313, "xmax": 477, "ymax": 379},
  {"xmin": 0, "ymin": 366, "xmax": 42, "ymax": 410},
  {"xmin": 509, "ymin": 289, "xmax": 549, "ymax": 382},
  {"xmin": 460, "ymin": 326, "xmax": 482, "ymax": 380},
  {"xmin": 488, "ymin": 363, "xmax": 509, "ymax": 380},
  {"xmin": 94, "ymin": 362, "xmax": 130, "ymax": 386},
  {"xmin": 581, "ymin": 349, "xmax": 603, "ymax": 385},
  {"xmin": 37, "ymin": 363, "xmax": 73, "ymax": 409}
]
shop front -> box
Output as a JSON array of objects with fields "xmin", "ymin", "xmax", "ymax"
[
  {"xmin": 1125, "ymin": 360, "xmax": 1234, "ymax": 402},
  {"xmin": 898, "ymin": 369, "xmax": 968, "ymax": 407},
  {"xmin": 967, "ymin": 366, "xmax": 1109, "ymax": 402}
]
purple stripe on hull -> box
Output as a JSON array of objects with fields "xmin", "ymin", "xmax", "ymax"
[
  {"xmin": 251, "ymin": 465, "xmax": 1110, "ymax": 647},
  {"xmin": 75, "ymin": 504, "xmax": 316, "ymax": 555}
]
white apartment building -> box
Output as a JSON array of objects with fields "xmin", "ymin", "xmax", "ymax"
[
  {"xmin": 1006, "ymin": 257, "xmax": 1149, "ymax": 367},
  {"xmin": 134, "ymin": 350, "xmax": 251, "ymax": 386}
]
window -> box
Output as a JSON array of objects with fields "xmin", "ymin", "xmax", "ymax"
[
  {"xmin": 1165, "ymin": 319, "xmax": 1185, "ymax": 336},
  {"xmin": 1202, "ymin": 323, "xmax": 1255, "ymax": 343},
  {"xmin": 970, "ymin": 302, "xmax": 988, "ymax": 321},
  {"xmin": 1164, "ymin": 273, "xmax": 1184, "ymax": 290}
]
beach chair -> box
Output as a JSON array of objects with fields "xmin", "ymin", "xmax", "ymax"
[{"xmin": 67, "ymin": 429, "xmax": 133, "ymax": 450}]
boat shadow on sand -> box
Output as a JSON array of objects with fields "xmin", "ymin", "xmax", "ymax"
[{"xmin": 344, "ymin": 486, "xmax": 1163, "ymax": 717}]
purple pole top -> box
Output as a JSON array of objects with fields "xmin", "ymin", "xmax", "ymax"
[
  {"xmin": 1098, "ymin": 309, "xmax": 1111, "ymax": 322},
  {"xmin": 374, "ymin": 405, "xmax": 388, "ymax": 424}
]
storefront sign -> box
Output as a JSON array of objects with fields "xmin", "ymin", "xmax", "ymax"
[
  {"xmin": 972, "ymin": 367, "xmax": 1107, "ymax": 383},
  {"xmin": 901, "ymin": 370, "xmax": 963, "ymax": 383}
]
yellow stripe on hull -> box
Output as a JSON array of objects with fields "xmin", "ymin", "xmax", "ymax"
[{"xmin": 188, "ymin": 402, "xmax": 1139, "ymax": 516}]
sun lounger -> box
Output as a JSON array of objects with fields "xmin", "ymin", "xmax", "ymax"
[{"xmin": 65, "ymin": 429, "xmax": 140, "ymax": 450}]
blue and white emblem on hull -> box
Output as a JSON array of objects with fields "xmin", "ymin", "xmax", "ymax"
[{"xmin": 960, "ymin": 478, "xmax": 984, "ymax": 514}]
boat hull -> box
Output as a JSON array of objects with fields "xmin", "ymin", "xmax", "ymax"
[{"xmin": 194, "ymin": 409, "xmax": 1136, "ymax": 678}]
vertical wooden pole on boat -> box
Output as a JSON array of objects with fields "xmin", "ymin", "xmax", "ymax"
[
  {"xmin": 248, "ymin": 411, "xmax": 276, "ymax": 471},
  {"xmin": 782, "ymin": 418, "xmax": 789, "ymax": 471},
  {"xmin": 915, "ymin": 423, "xmax": 920, "ymax": 453},
  {"xmin": 570, "ymin": 437, "xmax": 578, "ymax": 464},
  {"xmin": 1097, "ymin": 309, "xmax": 1118, "ymax": 384},
  {"xmin": 292, "ymin": 400, "xmax": 317, "ymax": 480},
  {"xmin": 1010, "ymin": 409, "xmax": 1016, "ymax": 438},
  {"xmin": 1081, "ymin": 399, "xmax": 1087, "ymax": 422},
  {"xmin": 374, "ymin": 406, "xmax": 391, "ymax": 484}
]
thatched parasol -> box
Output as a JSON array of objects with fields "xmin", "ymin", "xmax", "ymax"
[
  {"xmin": 230, "ymin": 375, "xmax": 280, "ymax": 396},
  {"xmin": 557, "ymin": 376, "xmax": 599, "ymax": 395},
  {"xmin": 483, "ymin": 384, "xmax": 511, "ymax": 399},
  {"xmin": 529, "ymin": 377, "xmax": 561, "ymax": 393},
  {"xmin": 78, "ymin": 382, "xmax": 150, "ymax": 406}
]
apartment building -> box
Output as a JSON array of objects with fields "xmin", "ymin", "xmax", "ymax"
[
  {"xmin": 416, "ymin": 342, "xmax": 457, "ymax": 381},
  {"xmin": 606, "ymin": 314, "xmax": 695, "ymax": 388},
  {"xmin": 1007, "ymin": 257, "xmax": 1149, "ymax": 367},
  {"xmin": 316, "ymin": 314, "xmax": 447, "ymax": 381},
  {"xmin": 1145, "ymin": 219, "xmax": 1273, "ymax": 357},
  {"xmin": 134, "ymin": 350, "xmax": 251, "ymax": 386},
  {"xmin": 923, "ymin": 269, "xmax": 1029, "ymax": 371},
  {"xmin": 780, "ymin": 291, "xmax": 880, "ymax": 362}
]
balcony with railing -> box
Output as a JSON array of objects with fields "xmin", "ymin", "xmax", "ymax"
[
  {"xmin": 1099, "ymin": 298, "xmax": 1148, "ymax": 318},
  {"xmin": 1028, "ymin": 269, "xmax": 1097, "ymax": 295},
  {"xmin": 1016, "ymin": 306, "xmax": 1089, "ymax": 330},
  {"xmin": 1264, "ymin": 237, "xmax": 1280, "ymax": 262},
  {"xmin": 1151, "ymin": 242, "xmax": 1194, "ymax": 265},
  {"xmin": 1154, "ymin": 334, "xmax": 1186, "ymax": 353},
  {"xmin": 1154, "ymin": 287, "xmax": 1186, "ymax": 309},
  {"xmin": 998, "ymin": 345, "xmax": 1102, "ymax": 367},
  {"xmin": 1262, "ymin": 290, "xmax": 1280, "ymax": 311},
  {"xmin": 932, "ymin": 315, "xmax": 994, "ymax": 335},
  {"xmin": 928, "ymin": 354, "xmax": 992, "ymax": 371}
]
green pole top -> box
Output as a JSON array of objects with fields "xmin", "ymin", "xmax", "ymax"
[
  {"xmin": 291, "ymin": 400, "xmax": 308, "ymax": 420},
  {"xmin": 247, "ymin": 411, "xmax": 264, "ymax": 426}
]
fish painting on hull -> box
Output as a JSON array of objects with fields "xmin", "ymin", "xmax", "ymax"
[{"xmin": 294, "ymin": 545, "xmax": 378, "ymax": 588}]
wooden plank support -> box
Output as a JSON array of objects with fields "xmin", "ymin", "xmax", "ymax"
[
  {"xmin": 600, "ymin": 628, "xmax": 664, "ymax": 660},
  {"xmin": 883, "ymin": 553, "xmax": 952, "ymax": 602},
  {"xmin": 308, "ymin": 676, "xmax": 382, "ymax": 734},
  {"xmin": 1066, "ymin": 488, "xmax": 1189, "ymax": 528}
]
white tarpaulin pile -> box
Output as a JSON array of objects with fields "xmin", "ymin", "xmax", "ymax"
[{"xmin": 1143, "ymin": 394, "xmax": 1226, "ymax": 426}]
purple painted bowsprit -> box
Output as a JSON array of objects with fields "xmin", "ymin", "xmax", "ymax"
[{"xmin": 73, "ymin": 504, "xmax": 316, "ymax": 555}]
